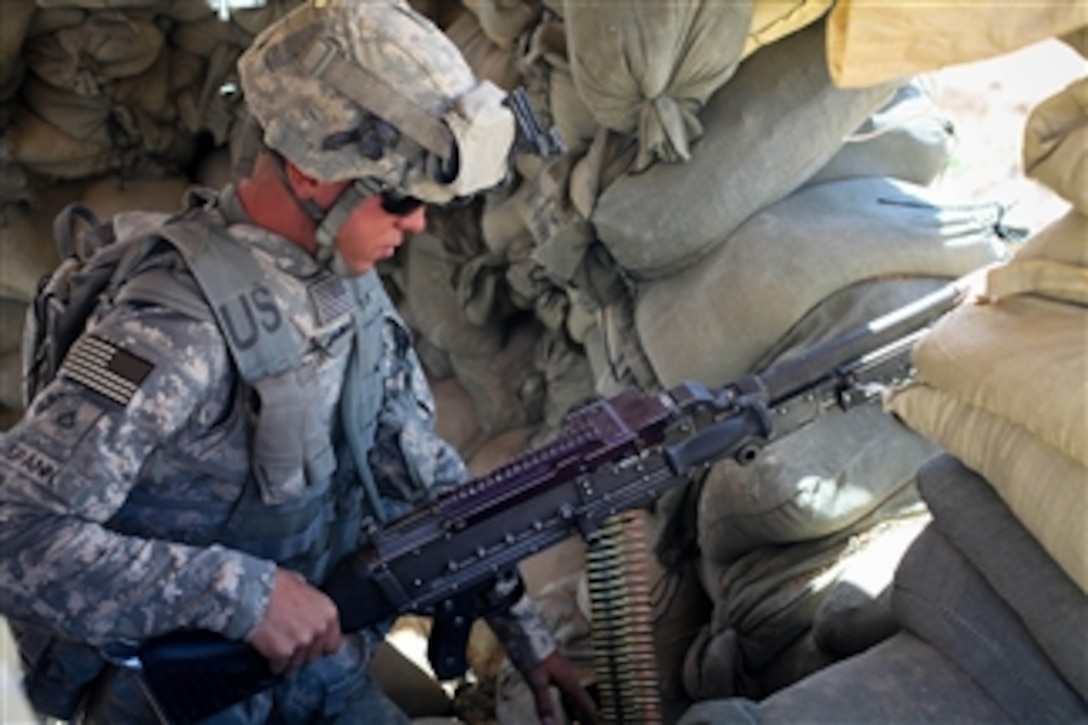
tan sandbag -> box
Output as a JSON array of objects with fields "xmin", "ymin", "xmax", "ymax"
[
  {"xmin": 402, "ymin": 232, "xmax": 505, "ymax": 356},
  {"xmin": 466, "ymin": 425, "xmax": 533, "ymax": 478},
  {"xmin": 549, "ymin": 68, "xmax": 599, "ymax": 158},
  {"xmin": 1, "ymin": 0, "xmax": 37, "ymax": 102},
  {"xmin": 827, "ymin": 0, "xmax": 1088, "ymax": 88},
  {"xmin": 169, "ymin": 13, "xmax": 247, "ymax": 56},
  {"xmin": 902, "ymin": 295, "xmax": 1086, "ymax": 469},
  {"xmin": 984, "ymin": 211, "xmax": 1088, "ymax": 305},
  {"xmin": 431, "ymin": 375, "xmax": 487, "ymax": 460},
  {"xmin": 80, "ymin": 173, "xmax": 189, "ymax": 220},
  {"xmin": 0, "ymin": 182, "xmax": 85, "ymax": 301},
  {"xmin": 808, "ymin": 81, "xmax": 955, "ymax": 187},
  {"xmin": 25, "ymin": 11, "xmax": 164, "ymax": 95},
  {"xmin": 590, "ymin": 20, "xmax": 895, "ymax": 280},
  {"xmin": 743, "ymin": 0, "xmax": 834, "ymax": 59},
  {"xmin": 444, "ymin": 7, "xmax": 523, "ymax": 91},
  {"xmin": 26, "ymin": 7, "xmax": 87, "ymax": 38},
  {"xmin": 885, "ymin": 385, "xmax": 1088, "ymax": 593},
  {"xmin": 1023, "ymin": 78, "xmax": 1088, "ymax": 213},
  {"xmin": 566, "ymin": 0, "xmax": 752, "ymax": 170},
  {"xmin": 636, "ymin": 178, "xmax": 1006, "ymax": 388},
  {"xmin": 21, "ymin": 75, "xmax": 113, "ymax": 145},
  {"xmin": 2, "ymin": 104, "xmax": 114, "ymax": 179},
  {"xmin": 449, "ymin": 318, "xmax": 545, "ymax": 435},
  {"xmin": 463, "ymin": 0, "xmax": 542, "ymax": 49}
]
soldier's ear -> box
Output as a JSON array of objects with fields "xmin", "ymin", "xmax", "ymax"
[{"xmin": 284, "ymin": 160, "xmax": 327, "ymax": 200}]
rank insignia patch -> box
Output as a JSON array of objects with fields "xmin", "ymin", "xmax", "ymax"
[{"xmin": 61, "ymin": 335, "xmax": 154, "ymax": 406}]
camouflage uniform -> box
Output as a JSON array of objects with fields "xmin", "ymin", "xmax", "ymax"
[{"xmin": 0, "ymin": 187, "xmax": 553, "ymax": 723}]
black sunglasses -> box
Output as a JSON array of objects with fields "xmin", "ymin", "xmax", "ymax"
[{"xmin": 380, "ymin": 191, "xmax": 425, "ymax": 217}]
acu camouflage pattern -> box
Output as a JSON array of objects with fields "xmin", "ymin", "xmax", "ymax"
[
  {"xmin": 0, "ymin": 188, "xmax": 551, "ymax": 722},
  {"xmin": 238, "ymin": 0, "xmax": 477, "ymax": 196}
]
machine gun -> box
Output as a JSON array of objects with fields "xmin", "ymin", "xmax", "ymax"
[{"xmin": 116, "ymin": 281, "xmax": 965, "ymax": 723}]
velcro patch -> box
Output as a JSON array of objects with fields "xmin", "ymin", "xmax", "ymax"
[{"xmin": 61, "ymin": 335, "xmax": 154, "ymax": 407}]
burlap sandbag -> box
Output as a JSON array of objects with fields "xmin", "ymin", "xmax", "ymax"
[
  {"xmin": 887, "ymin": 385, "xmax": 1087, "ymax": 595},
  {"xmin": 895, "ymin": 214, "xmax": 1088, "ymax": 467},
  {"xmin": 636, "ymin": 177, "xmax": 1006, "ymax": 389},
  {"xmin": 24, "ymin": 11, "xmax": 164, "ymax": 95},
  {"xmin": 808, "ymin": 81, "xmax": 955, "ymax": 187},
  {"xmin": 463, "ymin": 0, "xmax": 542, "ymax": 49},
  {"xmin": 1023, "ymin": 77, "xmax": 1088, "ymax": 213},
  {"xmin": 80, "ymin": 173, "xmax": 189, "ymax": 220},
  {"xmin": 885, "ymin": 211, "xmax": 1088, "ymax": 591},
  {"xmin": 449, "ymin": 317, "xmax": 546, "ymax": 436},
  {"xmin": 1, "ymin": 0, "xmax": 36, "ymax": 102},
  {"xmin": 169, "ymin": 12, "xmax": 249, "ymax": 57},
  {"xmin": 444, "ymin": 7, "xmax": 523, "ymax": 92},
  {"xmin": 431, "ymin": 375, "xmax": 487, "ymax": 460},
  {"xmin": 2, "ymin": 103, "xmax": 114, "ymax": 179},
  {"xmin": 590, "ymin": 20, "xmax": 896, "ymax": 280},
  {"xmin": 696, "ymin": 277, "xmax": 945, "ymax": 565},
  {"xmin": 401, "ymin": 232, "xmax": 505, "ymax": 357},
  {"xmin": 21, "ymin": 75, "xmax": 114, "ymax": 145},
  {"xmin": 827, "ymin": 0, "xmax": 1088, "ymax": 88},
  {"xmin": 566, "ymin": 0, "xmax": 752, "ymax": 171},
  {"xmin": 26, "ymin": 7, "xmax": 87, "ymax": 38}
]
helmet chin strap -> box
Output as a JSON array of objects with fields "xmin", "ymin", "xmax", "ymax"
[{"xmin": 271, "ymin": 154, "xmax": 381, "ymax": 275}]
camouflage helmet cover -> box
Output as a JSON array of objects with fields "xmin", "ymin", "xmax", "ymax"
[{"xmin": 237, "ymin": 0, "xmax": 515, "ymax": 204}]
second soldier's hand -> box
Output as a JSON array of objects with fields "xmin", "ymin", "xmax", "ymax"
[{"xmin": 247, "ymin": 568, "xmax": 342, "ymax": 675}]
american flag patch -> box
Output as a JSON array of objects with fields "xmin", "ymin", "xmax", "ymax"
[
  {"xmin": 61, "ymin": 335, "xmax": 154, "ymax": 406},
  {"xmin": 310, "ymin": 274, "xmax": 353, "ymax": 326}
]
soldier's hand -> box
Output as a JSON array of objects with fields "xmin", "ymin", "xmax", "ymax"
[
  {"xmin": 526, "ymin": 650, "xmax": 600, "ymax": 725},
  {"xmin": 247, "ymin": 568, "xmax": 342, "ymax": 674}
]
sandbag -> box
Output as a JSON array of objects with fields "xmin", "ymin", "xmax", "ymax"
[
  {"xmin": 402, "ymin": 232, "xmax": 505, "ymax": 356},
  {"xmin": 742, "ymin": 0, "xmax": 833, "ymax": 59},
  {"xmin": 808, "ymin": 81, "xmax": 955, "ymax": 187},
  {"xmin": 2, "ymin": 104, "xmax": 115, "ymax": 178},
  {"xmin": 1023, "ymin": 77, "xmax": 1088, "ymax": 213},
  {"xmin": 448, "ymin": 317, "xmax": 546, "ymax": 436},
  {"xmin": 885, "ymin": 211, "xmax": 1088, "ymax": 591},
  {"xmin": 463, "ymin": 0, "xmax": 542, "ymax": 49},
  {"xmin": 80, "ymin": 173, "xmax": 189, "ymax": 220},
  {"xmin": 566, "ymin": 0, "xmax": 752, "ymax": 170},
  {"xmin": 24, "ymin": 11, "xmax": 164, "ymax": 95},
  {"xmin": 444, "ymin": 7, "xmax": 523, "ymax": 92},
  {"xmin": 636, "ymin": 177, "xmax": 1006, "ymax": 389},
  {"xmin": 696, "ymin": 277, "xmax": 946, "ymax": 565},
  {"xmin": 431, "ymin": 376, "xmax": 487, "ymax": 460},
  {"xmin": 827, "ymin": 0, "xmax": 1088, "ymax": 88},
  {"xmin": 590, "ymin": 20, "xmax": 896, "ymax": 280},
  {"xmin": 1, "ymin": 0, "xmax": 36, "ymax": 102}
]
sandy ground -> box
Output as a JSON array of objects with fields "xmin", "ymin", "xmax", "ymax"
[{"xmin": 0, "ymin": 35, "xmax": 1083, "ymax": 725}]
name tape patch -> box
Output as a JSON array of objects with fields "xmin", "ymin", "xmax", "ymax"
[{"xmin": 62, "ymin": 335, "xmax": 154, "ymax": 406}]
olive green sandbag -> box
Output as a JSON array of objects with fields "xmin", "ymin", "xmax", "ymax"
[{"xmin": 590, "ymin": 19, "xmax": 895, "ymax": 280}]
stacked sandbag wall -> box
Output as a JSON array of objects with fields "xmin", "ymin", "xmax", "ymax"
[{"xmin": 422, "ymin": 0, "xmax": 1012, "ymax": 717}]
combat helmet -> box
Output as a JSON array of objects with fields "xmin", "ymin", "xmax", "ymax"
[{"xmin": 237, "ymin": 0, "xmax": 515, "ymax": 259}]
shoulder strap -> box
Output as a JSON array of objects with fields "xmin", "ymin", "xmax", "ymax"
[{"xmin": 154, "ymin": 216, "xmax": 305, "ymax": 383}]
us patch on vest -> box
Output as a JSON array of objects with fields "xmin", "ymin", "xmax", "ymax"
[{"xmin": 61, "ymin": 335, "xmax": 154, "ymax": 407}]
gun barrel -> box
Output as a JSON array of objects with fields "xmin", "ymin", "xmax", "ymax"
[{"xmin": 760, "ymin": 281, "xmax": 961, "ymax": 405}]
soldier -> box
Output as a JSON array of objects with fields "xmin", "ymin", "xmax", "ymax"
[{"xmin": 0, "ymin": 1, "xmax": 596, "ymax": 723}]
